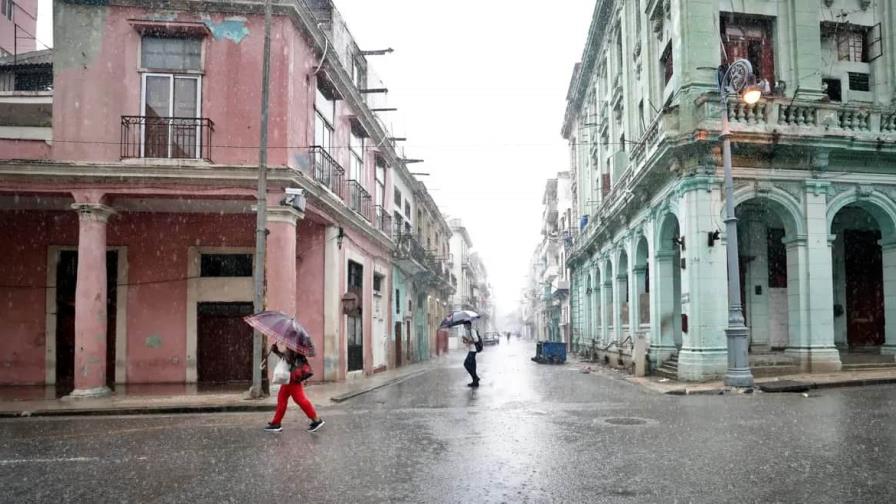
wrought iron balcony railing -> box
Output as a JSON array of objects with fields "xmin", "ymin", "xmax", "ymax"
[
  {"xmin": 346, "ymin": 180, "xmax": 372, "ymax": 221},
  {"xmin": 375, "ymin": 205, "xmax": 392, "ymax": 236},
  {"xmin": 121, "ymin": 116, "xmax": 213, "ymax": 161},
  {"xmin": 310, "ymin": 146, "xmax": 345, "ymax": 198}
]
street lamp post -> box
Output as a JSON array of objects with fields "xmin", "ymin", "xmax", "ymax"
[{"xmin": 717, "ymin": 59, "xmax": 761, "ymax": 388}]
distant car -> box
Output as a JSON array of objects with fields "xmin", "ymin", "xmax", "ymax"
[{"xmin": 482, "ymin": 332, "xmax": 500, "ymax": 346}]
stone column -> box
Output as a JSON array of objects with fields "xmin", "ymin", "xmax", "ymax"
[
  {"xmin": 676, "ymin": 178, "xmax": 728, "ymax": 381},
  {"xmin": 631, "ymin": 265, "xmax": 646, "ymax": 329},
  {"xmin": 602, "ymin": 277, "xmax": 613, "ymax": 346},
  {"xmin": 581, "ymin": 268, "xmax": 589, "ymax": 349},
  {"xmin": 69, "ymin": 203, "xmax": 115, "ymax": 398},
  {"xmin": 615, "ymin": 271, "xmax": 627, "ymax": 342},
  {"xmin": 593, "ymin": 268, "xmax": 602, "ymax": 346},
  {"xmin": 784, "ymin": 238, "xmax": 810, "ymax": 352},
  {"xmin": 786, "ymin": 181, "xmax": 840, "ymax": 371},
  {"xmin": 590, "ymin": 265, "xmax": 600, "ymax": 346},
  {"xmin": 880, "ymin": 242, "xmax": 896, "ymax": 355},
  {"xmin": 265, "ymin": 207, "xmax": 303, "ymax": 315},
  {"xmin": 265, "ymin": 207, "xmax": 303, "ymax": 393}
]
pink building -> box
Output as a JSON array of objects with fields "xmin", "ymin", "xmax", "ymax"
[
  {"xmin": 0, "ymin": 0, "xmax": 37, "ymax": 57},
  {"xmin": 0, "ymin": 0, "xmax": 416, "ymax": 396}
]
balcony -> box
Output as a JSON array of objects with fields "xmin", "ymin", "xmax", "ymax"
[
  {"xmin": 393, "ymin": 232, "xmax": 427, "ymax": 274},
  {"xmin": 310, "ymin": 146, "xmax": 345, "ymax": 198},
  {"xmin": 375, "ymin": 205, "xmax": 392, "ymax": 236},
  {"xmin": 121, "ymin": 116, "xmax": 213, "ymax": 161},
  {"xmin": 346, "ymin": 180, "xmax": 372, "ymax": 221},
  {"xmin": 696, "ymin": 95, "xmax": 896, "ymax": 142}
]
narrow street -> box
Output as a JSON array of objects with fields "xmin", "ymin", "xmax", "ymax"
[{"xmin": 2, "ymin": 341, "xmax": 895, "ymax": 503}]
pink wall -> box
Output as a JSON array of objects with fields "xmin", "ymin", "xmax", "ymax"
[
  {"xmin": 51, "ymin": 5, "xmax": 312, "ymax": 167},
  {"xmin": 115, "ymin": 213, "xmax": 254, "ymax": 383},
  {"xmin": 295, "ymin": 221, "xmax": 325, "ymax": 383},
  {"xmin": 0, "ymin": 209, "xmax": 77, "ymax": 384},
  {"xmin": 0, "ymin": 0, "xmax": 37, "ymax": 55},
  {"xmin": 0, "ymin": 207, "xmax": 257, "ymax": 385},
  {"xmin": 0, "ymin": 139, "xmax": 51, "ymax": 160}
]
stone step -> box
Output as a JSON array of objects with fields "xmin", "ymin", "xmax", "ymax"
[
  {"xmin": 655, "ymin": 367, "xmax": 678, "ymax": 380},
  {"xmin": 842, "ymin": 362, "xmax": 896, "ymax": 371},
  {"xmin": 751, "ymin": 365, "xmax": 802, "ymax": 378}
]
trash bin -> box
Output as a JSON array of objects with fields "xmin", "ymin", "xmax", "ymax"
[{"xmin": 532, "ymin": 341, "xmax": 567, "ymax": 364}]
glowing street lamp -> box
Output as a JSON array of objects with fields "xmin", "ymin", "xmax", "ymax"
[{"xmin": 717, "ymin": 59, "xmax": 759, "ymax": 388}]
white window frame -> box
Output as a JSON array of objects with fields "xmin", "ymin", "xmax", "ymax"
[
  {"xmin": 140, "ymin": 72, "xmax": 202, "ymax": 159},
  {"xmin": 349, "ymin": 133, "xmax": 364, "ymax": 183}
]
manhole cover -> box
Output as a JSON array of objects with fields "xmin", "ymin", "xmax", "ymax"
[{"xmin": 604, "ymin": 417, "xmax": 647, "ymax": 426}]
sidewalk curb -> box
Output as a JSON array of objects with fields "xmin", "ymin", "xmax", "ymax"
[
  {"xmin": 0, "ymin": 366, "xmax": 436, "ymax": 418},
  {"xmin": 0, "ymin": 403, "xmax": 275, "ymax": 419},
  {"xmin": 658, "ymin": 376, "xmax": 896, "ymax": 395},
  {"xmin": 330, "ymin": 369, "xmax": 429, "ymax": 403}
]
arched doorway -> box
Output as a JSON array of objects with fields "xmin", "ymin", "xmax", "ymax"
[
  {"xmin": 830, "ymin": 202, "xmax": 896, "ymax": 350},
  {"xmin": 734, "ymin": 196, "xmax": 802, "ymax": 352},
  {"xmin": 656, "ymin": 213, "xmax": 682, "ymax": 350}
]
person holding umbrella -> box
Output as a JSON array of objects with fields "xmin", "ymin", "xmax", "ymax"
[
  {"xmin": 244, "ymin": 311, "xmax": 324, "ymax": 433},
  {"xmin": 265, "ymin": 344, "xmax": 323, "ymax": 433},
  {"xmin": 461, "ymin": 322, "xmax": 482, "ymax": 388},
  {"xmin": 440, "ymin": 310, "xmax": 482, "ymax": 388}
]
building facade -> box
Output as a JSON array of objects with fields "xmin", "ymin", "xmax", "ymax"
[
  {"xmin": 524, "ymin": 174, "xmax": 573, "ymax": 344},
  {"xmin": 391, "ymin": 177, "xmax": 455, "ymax": 366},
  {"xmin": 449, "ymin": 218, "xmax": 493, "ymax": 345},
  {"xmin": 565, "ymin": 0, "xmax": 896, "ymax": 381},
  {"xmin": 0, "ymin": 0, "xmax": 451, "ymax": 394},
  {"xmin": 0, "ymin": 0, "xmax": 37, "ymax": 57}
]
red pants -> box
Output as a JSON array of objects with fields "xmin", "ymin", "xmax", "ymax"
[{"xmin": 271, "ymin": 383, "xmax": 317, "ymax": 424}]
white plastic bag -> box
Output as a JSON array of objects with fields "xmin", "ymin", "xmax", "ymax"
[{"xmin": 272, "ymin": 358, "xmax": 290, "ymax": 385}]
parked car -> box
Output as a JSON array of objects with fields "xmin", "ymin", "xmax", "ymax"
[{"xmin": 482, "ymin": 332, "xmax": 501, "ymax": 345}]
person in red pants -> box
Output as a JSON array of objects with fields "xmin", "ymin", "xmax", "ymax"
[{"xmin": 264, "ymin": 344, "xmax": 324, "ymax": 433}]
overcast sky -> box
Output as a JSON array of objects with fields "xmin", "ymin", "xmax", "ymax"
[
  {"xmin": 335, "ymin": 0, "xmax": 593, "ymax": 317},
  {"xmin": 36, "ymin": 0, "xmax": 595, "ymax": 318}
]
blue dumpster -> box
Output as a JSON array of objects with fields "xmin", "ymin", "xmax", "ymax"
[{"xmin": 532, "ymin": 341, "xmax": 567, "ymax": 364}]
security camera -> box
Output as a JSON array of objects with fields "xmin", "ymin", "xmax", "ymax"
[{"xmin": 281, "ymin": 187, "xmax": 306, "ymax": 212}]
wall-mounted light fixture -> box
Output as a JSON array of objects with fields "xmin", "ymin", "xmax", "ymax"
[
  {"xmin": 672, "ymin": 235, "xmax": 686, "ymax": 251},
  {"xmin": 707, "ymin": 230, "xmax": 720, "ymax": 247},
  {"xmin": 337, "ymin": 227, "xmax": 345, "ymax": 250}
]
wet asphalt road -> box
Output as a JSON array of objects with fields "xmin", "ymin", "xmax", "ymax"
[{"xmin": 2, "ymin": 341, "xmax": 896, "ymax": 504}]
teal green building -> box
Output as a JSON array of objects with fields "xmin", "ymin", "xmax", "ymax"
[{"xmin": 564, "ymin": 0, "xmax": 896, "ymax": 380}]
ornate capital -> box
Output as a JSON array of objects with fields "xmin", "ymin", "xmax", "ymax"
[
  {"xmin": 805, "ymin": 179, "xmax": 831, "ymax": 197},
  {"xmin": 71, "ymin": 203, "xmax": 115, "ymax": 223},
  {"xmin": 266, "ymin": 206, "xmax": 305, "ymax": 225}
]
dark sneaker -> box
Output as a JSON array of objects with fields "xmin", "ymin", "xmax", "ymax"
[
  {"xmin": 308, "ymin": 419, "xmax": 325, "ymax": 432},
  {"xmin": 467, "ymin": 381, "xmax": 480, "ymax": 388},
  {"xmin": 264, "ymin": 423, "xmax": 282, "ymax": 432}
]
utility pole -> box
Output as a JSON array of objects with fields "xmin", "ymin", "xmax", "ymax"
[{"xmin": 250, "ymin": 0, "xmax": 273, "ymax": 399}]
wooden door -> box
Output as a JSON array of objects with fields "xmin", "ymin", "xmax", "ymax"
[
  {"xmin": 55, "ymin": 251, "xmax": 77, "ymax": 395},
  {"xmin": 845, "ymin": 230, "xmax": 885, "ymax": 347},
  {"xmin": 197, "ymin": 302, "xmax": 254, "ymax": 383},
  {"xmin": 394, "ymin": 322, "xmax": 402, "ymax": 367}
]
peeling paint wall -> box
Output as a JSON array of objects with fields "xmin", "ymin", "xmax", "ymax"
[{"xmin": 51, "ymin": 4, "xmax": 312, "ymax": 167}]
